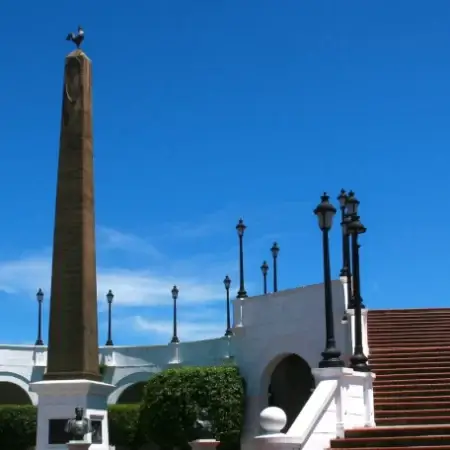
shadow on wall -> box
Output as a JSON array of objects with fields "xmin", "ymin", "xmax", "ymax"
[
  {"xmin": 267, "ymin": 354, "xmax": 315, "ymax": 432},
  {"xmin": 116, "ymin": 382, "xmax": 147, "ymax": 404},
  {"xmin": 0, "ymin": 381, "xmax": 33, "ymax": 405}
]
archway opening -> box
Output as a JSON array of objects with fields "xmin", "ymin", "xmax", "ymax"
[
  {"xmin": 0, "ymin": 381, "xmax": 32, "ymax": 405},
  {"xmin": 267, "ymin": 354, "xmax": 314, "ymax": 431},
  {"xmin": 116, "ymin": 382, "xmax": 147, "ymax": 404}
]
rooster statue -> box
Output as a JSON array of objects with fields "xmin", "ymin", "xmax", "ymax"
[{"xmin": 66, "ymin": 26, "xmax": 84, "ymax": 49}]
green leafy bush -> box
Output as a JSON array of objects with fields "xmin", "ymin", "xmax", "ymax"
[
  {"xmin": 108, "ymin": 404, "xmax": 143, "ymax": 449},
  {"xmin": 140, "ymin": 366, "xmax": 245, "ymax": 450},
  {"xmin": 0, "ymin": 405, "xmax": 37, "ymax": 450}
]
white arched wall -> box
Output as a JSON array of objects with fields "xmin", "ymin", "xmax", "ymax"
[
  {"xmin": 108, "ymin": 371, "xmax": 156, "ymax": 405},
  {"xmin": 0, "ymin": 372, "xmax": 36, "ymax": 405}
]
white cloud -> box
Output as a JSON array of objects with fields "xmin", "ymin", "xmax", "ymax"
[
  {"xmin": 0, "ymin": 255, "xmax": 225, "ymax": 307},
  {"xmin": 97, "ymin": 226, "xmax": 162, "ymax": 259},
  {"xmin": 131, "ymin": 315, "xmax": 224, "ymax": 341}
]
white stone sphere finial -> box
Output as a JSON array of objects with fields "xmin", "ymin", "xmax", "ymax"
[{"xmin": 259, "ymin": 407, "xmax": 287, "ymax": 434}]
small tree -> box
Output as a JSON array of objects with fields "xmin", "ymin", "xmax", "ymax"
[{"xmin": 140, "ymin": 366, "xmax": 245, "ymax": 450}]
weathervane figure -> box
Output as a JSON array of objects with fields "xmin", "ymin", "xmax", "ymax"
[{"xmin": 66, "ymin": 26, "xmax": 84, "ymax": 49}]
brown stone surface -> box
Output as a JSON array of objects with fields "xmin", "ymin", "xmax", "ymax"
[
  {"xmin": 44, "ymin": 49, "xmax": 101, "ymax": 381},
  {"xmin": 329, "ymin": 308, "xmax": 450, "ymax": 449}
]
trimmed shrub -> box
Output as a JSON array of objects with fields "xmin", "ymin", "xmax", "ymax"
[
  {"xmin": 140, "ymin": 366, "xmax": 245, "ymax": 450},
  {"xmin": 108, "ymin": 404, "xmax": 143, "ymax": 449},
  {"xmin": 0, "ymin": 405, "xmax": 37, "ymax": 450}
]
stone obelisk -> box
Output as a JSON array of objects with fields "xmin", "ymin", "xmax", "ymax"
[
  {"xmin": 44, "ymin": 46, "xmax": 100, "ymax": 382},
  {"xmin": 31, "ymin": 36, "xmax": 114, "ymax": 450}
]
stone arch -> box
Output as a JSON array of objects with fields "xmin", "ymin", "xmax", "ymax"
[
  {"xmin": 109, "ymin": 371, "xmax": 155, "ymax": 405},
  {"xmin": 117, "ymin": 382, "xmax": 147, "ymax": 404},
  {"xmin": 0, "ymin": 372, "xmax": 33, "ymax": 405},
  {"xmin": 260, "ymin": 353, "xmax": 314, "ymax": 432}
]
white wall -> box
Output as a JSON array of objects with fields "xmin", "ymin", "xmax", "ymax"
[{"xmin": 0, "ymin": 278, "xmax": 357, "ymax": 443}]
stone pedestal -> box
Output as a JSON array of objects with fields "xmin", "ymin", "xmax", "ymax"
[
  {"xmin": 30, "ymin": 379, "xmax": 114, "ymax": 450},
  {"xmin": 189, "ymin": 439, "xmax": 220, "ymax": 450},
  {"xmin": 67, "ymin": 442, "xmax": 91, "ymax": 450}
]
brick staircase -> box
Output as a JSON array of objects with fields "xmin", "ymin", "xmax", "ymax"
[{"xmin": 330, "ymin": 308, "xmax": 450, "ymax": 449}]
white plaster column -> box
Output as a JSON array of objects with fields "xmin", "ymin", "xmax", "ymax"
[
  {"xmin": 346, "ymin": 309, "xmax": 370, "ymax": 358},
  {"xmin": 167, "ymin": 342, "xmax": 182, "ymax": 366},
  {"xmin": 312, "ymin": 367, "xmax": 350, "ymax": 438}
]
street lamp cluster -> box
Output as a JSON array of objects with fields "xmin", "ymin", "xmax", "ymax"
[
  {"xmin": 314, "ymin": 190, "xmax": 369, "ymax": 372},
  {"xmin": 33, "ymin": 195, "xmax": 369, "ymax": 370},
  {"xmin": 260, "ymin": 243, "xmax": 280, "ymax": 294}
]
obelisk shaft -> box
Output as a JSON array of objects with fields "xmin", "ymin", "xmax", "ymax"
[{"xmin": 44, "ymin": 50, "xmax": 101, "ymax": 381}]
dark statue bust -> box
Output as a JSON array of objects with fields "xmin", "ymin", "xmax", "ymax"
[
  {"xmin": 65, "ymin": 407, "xmax": 92, "ymax": 441},
  {"xmin": 193, "ymin": 407, "xmax": 215, "ymax": 440}
]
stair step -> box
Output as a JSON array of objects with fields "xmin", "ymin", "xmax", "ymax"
[
  {"xmin": 375, "ymin": 389, "xmax": 450, "ymax": 400},
  {"xmin": 370, "ymin": 336, "xmax": 450, "ymax": 343},
  {"xmin": 371, "ymin": 359, "xmax": 450, "ymax": 368},
  {"xmin": 330, "ymin": 435, "xmax": 450, "ymax": 448},
  {"xmin": 374, "ymin": 366, "xmax": 450, "ymax": 375},
  {"xmin": 375, "ymin": 373, "xmax": 449, "ymax": 381},
  {"xmin": 368, "ymin": 316, "xmax": 450, "ymax": 323},
  {"xmin": 367, "ymin": 323, "xmax": 450, "ymax": 340},
  {"xmin": 370, "ymin": 346, "xmax": 450, "ymax": 354},
  {"xmin": 374, "ymin": 378, "xmax": 450, "ymax": 386},
  {"xmin": 374, "ymin": 388, "xmax": 450, "ymax": 396},
  {"xmin": 376, "ymin": 409, "xmax": 450, "ymax": 417},
  {"xmin": 370, "ymin": 354, "xmax": 450, "ymax": 363},
  {"xmin": 329, "ymin": 448, "xmax": 450, "ymax": 450},
  {"xmin": 345, "ymin": 425, "xmax": 450, "ymax": 439},
  {"xmin": 376, "ymin": 416, "xmax": 450, "ymax": 426},
  {"xmin": 376, "ymin": 400, "xmax": 450, "ymax": 410},
  {"xmin": 370, "ymin": 342, "xmax": 450, "ymax": 348},
  {"xmin": 330, "ymin": 447, "xmax": 450, "ymax": 450}
]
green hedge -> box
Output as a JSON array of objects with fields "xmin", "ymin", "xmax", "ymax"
[
  {"xmin": 0, "ymin": 405, "xmax": 36, "ymax": 450},
  {"xmin": 0, "ymin": 404, "xmax": 141, "ymax": 450},
  {"xmin": 0, "ymin": 366, "xmax": 245, "ymax": 450},
  {"xmin": 140, "ymin": 366, "xmax": 245, "ymax": 450}
]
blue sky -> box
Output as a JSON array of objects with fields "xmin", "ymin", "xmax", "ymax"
[{"xmin": 1, "ymin": 1, "xmax": 450, "ymax": 345}]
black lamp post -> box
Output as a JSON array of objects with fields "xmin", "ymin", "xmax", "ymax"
[
  {"xmin": 236, "ymin": 219, "xmax": 248, "ymax": 298},
  {"xmin": 224, "ymin": 275, "xmax": 233, "ymax": 336},
  {"xmin": 337, "ymin": 189, "xmax": 350, "ymax": 278},
  {"xmin": 314, "ymin": 193, "xmax": 345, "ymax": 368},
  {"xmin": 171, "ymin": 285, "xmax": 180, "ymax": 343},
  {"xmin": 271, "ymin": 242, "xmax": 280, "ymax": 292},
  {"xmin": 346, "ymin": 191, "xmax": 359, "ymax": 309},
  {"xmin": 35, "ymin": 288, "xmax": 44, "ymax": 346},
  {"xmin": 348, "ymin": 211, "xmax": 370, "ymax": 372},
  {"xmin": 105, "ymin": 290, "xmax": 114, "ymax": 346},
  {"xmin": 261, "ymin": 261, "xmax": 269, "ymax": 294}
]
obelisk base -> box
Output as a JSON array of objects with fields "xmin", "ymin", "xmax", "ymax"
[
  {"xmin": 189, "ymin": 439, "xmax": 220, "ymax": 450},
  {"xmin": 67, "ymin": 442, "xmax": 91, "ymax": 450},
  {"xmin": 30, "ymin": 379, "xmax": 114, "ymax": 450}
]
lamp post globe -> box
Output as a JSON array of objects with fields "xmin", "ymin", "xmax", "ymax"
[
  {"xmin": 106, "ymin": 290, "xmax": 114, "ymax": 304},
  {"xmin": 314, "ymin": 193, "xmax": 336, "ymax": 230},
  {"xmin": 346, "ymin": 190, "xmax": 360, "ymax": 216}
]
